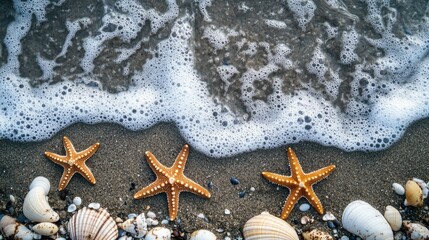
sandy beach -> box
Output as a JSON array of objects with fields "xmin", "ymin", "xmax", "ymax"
[{"xmin": 1, "ymin": 119, "xmax": 428, "ymax": 238}]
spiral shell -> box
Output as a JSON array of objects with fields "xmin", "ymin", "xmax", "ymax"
[
  {"xmin": 118, "ymin": 213, "xmax": 147, "ymax": 238},
  {"xmin": 23, "ymin": 176, "xmax": 59, "ymax": 222},
  {"xmin": 383, "ymin": 205, "xmax": 402, "ymax": 231},
  {"xmin": 243, "ymin": 211, "xmax": 299, "ymax": 240},
  {"xmin": 68, "ymin": 207, "xmax": 118, "ymax": 240},
  {"xmin": 404, "ymin": 180, "xmax": 423, "ymax": 207},
  {"xmin": 342, "ymin": 200, "xmax": 393, "ymax": 240}
]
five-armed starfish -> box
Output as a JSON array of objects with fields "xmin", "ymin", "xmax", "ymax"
[
  {"xmin": 45, "ymin": 136, "xmax": 100, "ymax": 191},
  {"xmin": 262, "ymin": 147, "xmax": 336, "ymax": 219},
  {"xmin": 134, "ymin": 144, "xmax": 211, "ymax": 221}
]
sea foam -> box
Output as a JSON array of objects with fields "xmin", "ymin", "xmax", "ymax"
[{"xmin": 1, "ymin": 0, "xmax": 429, "ymax": 157}]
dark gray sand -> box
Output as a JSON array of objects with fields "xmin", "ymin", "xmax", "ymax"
[{"xmin": 1, "ymin": 119, "xmax": 428, "ymax": 238}]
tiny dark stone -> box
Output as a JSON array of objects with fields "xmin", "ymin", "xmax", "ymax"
[
  {"xmin": 327, "ymin": 220, "xmax": 336, "ymax": 229},
  {"xmin": 58, "ymin": 189, "xmax": 69, "ymax": 201},
  {"xmin": 238, "ymin": 190, "xmax": 246, "ymax": 198},
  {"xmin": 292, "ymin": 219, "xmax": 299, "ymax": 225},
  {"xmin": 207, "ymin": 181, "xmax": 214, "ymax": 189},
  {"xmin": 230, "ymin": 177, "xmax": 240, "ymax": 185},
  {"xmin": 333, "ymin": 219, "xmax": 341, "ymax": 227},
  {"xmin": 129, "ymin": 182, "xmax": 136, "ymax": 191}
]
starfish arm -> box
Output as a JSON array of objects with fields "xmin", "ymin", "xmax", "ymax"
[
  {"xmin": 280, "ymin": 187, "xmax": 302, "ymax": 219},
  {"xmin": 44, "ymin": 151, "xmax": 69, "ymax": 166},
  {"xmin": 167, "ymin": 186, "xmax": 180, "ymax": 221},
  {"xmin": 287, "ymin": 148, "xmax": 305, "ymax": 179},
  {"xmin": 305, "ymin": 165, "xmax": 336, "ymax": 185},
  {"xmin": 76, "ymin": 163, "xmax": 96, "ymax": 185},
  {"xmin": 63, "ymin": 136, "xmax": 77, "ymax": 158},
  {"xmin": 134, "ymin": 179, "xmax": 168, "ymax": 199},
  {"xmin": 303, "ymin": 186, "xmax": 324, "ymax": 214},
  {"xmin": 76, "ymin": 142, "xmax": 100, "ymax": 163},
  {"xmin": 58, "ymin": 166, "xmax": 76, "ymax": 191},
  {"xmin": 262, "ymin": 172, "xmax": 297, "ymax": 188},
  {"xmin": 178, "ymin": 177, "xmax": 211, "ymax": 198},
  {"xmin": 171, "ymin": 144, "xmax": 189, "ymax": 173},
  {"xmin": 145, "ymin": 151, "xmax": 169, "ymax": 175}
]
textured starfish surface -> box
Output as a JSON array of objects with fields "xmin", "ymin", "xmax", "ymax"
[
  {"xmin": 45, "ymin": 136, "xmax": 100, "ymax": 191},
  {"xmin": 262, "ymin": 147, "xmax": 336, "ymax": 219},
  {"xmin": 134, "ymin": 144, "xmax": 211, "ymax": 221}
]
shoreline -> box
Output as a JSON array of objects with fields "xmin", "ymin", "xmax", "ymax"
[{"xmin": 1, "ymin": 118, "xmax": 428, "ymax": 238}]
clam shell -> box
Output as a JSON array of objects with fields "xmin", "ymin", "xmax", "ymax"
[
  {"xmin": 0, "ymin": 216, "xmax": 38, "ymax": 240},
  {"xmin": 23, "ymin": 177, "xmax": 59, "ymax": 222},
  {"xmin": 404, "ymin": 180, "xmax": 423, "ymax": 207},
  {"xmin": 342, "ymin": 200, "xmax": 393, "ymax": 240},
  {"xmin": 302, "ymin": 229, "xmax": 333, "ymax": 240},
  {"xmin": 190, "ymin": 229, "xmax": 217, "ymax": 240},
  {"xmin": 403, "ymin": 221, "xmax": 429, "ymax": 240},
  {"xmin": 384, "ymin": 205, "xmax": 402, "ymax": 231},
  {"xmin": 68, "ymin": 207, "xmax": 118, "ymax": 240},
  {"xmin": 32, "ymin": 222, "xmax": 59, "ymax": 236},
  {"xmin": 243, "ymin": 211, "xmax": 299, "ymax": 240},
  {"xmin": 144, "ymin": 227, "xmax": 171, "ymax": 240},
  {"xmin": 118, "ymin": 213, "xmax": 147, "ymax": 238}
]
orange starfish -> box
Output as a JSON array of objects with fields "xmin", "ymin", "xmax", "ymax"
[
  {"xmin": 262, "ymin": 147, "xmax": 335, "ymax": 219},
  {"xmin": 134, "ymin": 144, "xmax": 211, "ymax": 221},
  {"xmin": 45, "ymin": 136, "xmax": 100, "ymax": 191}
]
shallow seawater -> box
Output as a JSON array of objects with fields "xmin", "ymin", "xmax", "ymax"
[{"xmin": 1, "ymin": 0, "xmax": 429, "ymax": 157}]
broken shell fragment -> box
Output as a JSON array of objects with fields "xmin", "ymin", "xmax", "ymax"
[
  {"xmin": 302, "ymin": 229, "xmax": 333, "ymax": 240},
  {"xmin": 243, "ymin": 211, "xmax": 299, "ymax": 240},
  {"xmin": 404, "ymin": 180, "xmax": 423, "ymax": 207},
  {"xmin": 190, "ymin": 229, "xmax": 217, "ymax": 240},
  {"xmin": 144, "ymin": 227, "xmax": 171, "ymax": 240},
  {"xmin": 403, "ymin": 221, "xmax": 429, "ymax": 240},
  {"xmin": 68, "ymin": 207, "xmax": 118, "ymax": 240},
  {"xmin": 392, "ymin": 183, "xmax": 405, "ymax": 195},
  {"xmin": 23, "ymin": 176, "xmax": 60, "ymax": 222},
  {"xmin": 384, "ymin": 205, "xmax": 402, "ymax": 231},
  {"xmin": 118, "ymin": 213, "xmax": 147, "ymax": 238},
  {"xmin": 0, "ymin": 215, "xmax": 39, "ymax": 240},
  {"xmin": 32, "ymin": 222, "xmax": 59, "ymax": 236}
]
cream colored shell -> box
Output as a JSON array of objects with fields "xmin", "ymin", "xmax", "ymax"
[
  {"xmin": 68, "ymin": 207, "xmax": 118, "ymax": 240},
  {"xmin": 144, "ymin": 227, "xmax": 171, "ymax": 240},
  {"xmin": 23, "ymin": 176, "xmax": 59, "ymax": 223},
  {"xmin": 32, "ymin": 222, "xmax": 59, "ymax": 236},
  {"xmin": 302, "ymin": 229, "xmax": 333, "ymax": 240},
  {"xmin": 383, "ymin": 205, "xmax": 402, "ymax": 231},
  {"xmin": 243, "ymin": 211, "xmax": 299, "ymax": 240},
  {"xmin": 118, "ymin": 213, "xmax": 147, "ymax": 238},
  {"xmin": 190, "ymin": 229, "xmax": 217, "ymax": 240},
  {"xmin": 342, "ymin": 200, "xmax": 393, "ymax": 240},
  {"xmin": 0, "ymin": 215, "xmax": 38, "ymax": 240},
  {"xmin": 404, "ymin": 180, "xmax": 423, "ymax": 207}
]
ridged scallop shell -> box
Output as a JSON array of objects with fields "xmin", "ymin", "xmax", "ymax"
[
  {"xmin": 383, "ymin": 205, "xmax": 402, "ymax": 231},
  {"xmin": 190, "ymin": 229, "xmax": 217, "ymax": 240},
  {"xmin": 144, "ymin": 227, "xmax": 171, "ymax": 240},
  {"xmin": 342, "ymin": 200, "xmax": 393, "ymax": 240},
  {"xmin": 302, "ymin": 229, "xmax": 333, "ymax": 240},
  {"xmin": 0, "ymin": 215, "xmax": 38, "ymax": 240},
  {"xmin": 243, "ymin": 211, "xmax": 299, "ymax": 240},
  {"xmin": 404, "ymin": 180, "xmax": 423, "ymax": 207},
  {"xmin": 68, "ymin": 207, "xmax": 118, "ymax": 240},
  {"xmin": 32, "ymin": 222, "xmax": 59, "ymax": 236},
  {"xmin": 23, "ymin": 176, "xmax": 59, "ymax": 222},
  {"xmin": 118, "ymin": 213, "xmax": 147, "ymax": 238}
]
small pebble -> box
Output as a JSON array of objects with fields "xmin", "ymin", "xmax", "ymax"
[
  {"xmin": 340, "ymin": 236, "xmax": 349, "ymax": 240},
  {"xmin": 207, "ymin": 181, "xmax": 214, "ymax": 188},
  {"xmin": 224, "ymin": 237, "xmax": 232, "ymax": 240},
  {"xmin": 224, "ymin": 209, "xmax": 231, "ymax": 215},
  {"xmin": 59, "ymin": 225, "xmax": 67, "ymax": 235},
  {"xmin": 67, "ymin": 204, "xmax": 77, "ymax": 213},
  {"xmin": 56, "ymin": 238, "xmax": 66, "ymax": 240},
  {"xmin": 299, "ymin": 203, "xmax": 311, "ymax": 212},
  {"xmin": 72, "ymin": 197, "xmax": 82, "ymax": 206},
  {"xmin": 392, "ymin": 183, "xmax": 405, "ymax": 195},
  {"xmin": 151, "ymin": 219, "xmax": 159, "ymax": 226},
  {"xmin": 115, "ymin": 217, "xmax": 124, "ymax": 223},
  {"xmin": 161, "ymin": 219, "xmax": 169, "ymax": 225},
  {"xmin": 197, "ymin": 213, "xmax": 205, "ymax": 219},
  {"xmin": 128, "ymin": 213, "xmax": 137, "ymax": 219},
  {"xmin": 216, "ymin": 228, "xmax": 225, "ymax": 233},
  {"xmin": 250, "ymin": 187, "xmax": 255, "ymax": 192},
  {"xmin": 230, "ymin": 177, "xmax": 240, "ymax": 185},
  {"xmin": 9, "ymin": 195, "xmax": 15, "ymax": 203},
  {"xmin": 238, "ymin": 191, "xmax": 246, "ymax": 198},
  {"xmin": 322, "ymin": 211, "xmax": 336, "ymax": 221},
  {"xmin": 88, "ymin": 202, "xmax": 100, "ymax": 210},
  {"xmin": 327, "ymin": 221, "xmax": 336, "ymax": 229},
  {"xmin": 147, "ymin": 211, "xmax": 156, "ymax": 219}
]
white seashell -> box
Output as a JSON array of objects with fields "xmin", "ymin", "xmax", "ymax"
[
  {"xmin": 88, "ymin": 202, "xmax": 101, "ymax": 210},
  {"xmin": 32, "ymin": 222, "xmax": 59, "ymax": 236},
  {"xmin": 23, "ymin": 177, "xmax": 59, "ymax": 222},
  {"xmin": 68, "ymin": 207, "xmax": 118, "ymax": 240},
  {"xmin": 147, "ymin": 211, "xmax": 156, "ymax": 219},
  {"xmin": 73, "ymin": 197, "xmax": 82, "ymax": 206},
  {"xmin": 68, "ymin": 204, "xmax": 77, "ymax": 213},
  {"xmin": 384, "ymin": 205, "xmax": 402, "ymax": 231},
  {"xmin": 190, "ymin": 229, "xmax": 217, "ymax": 240},
  {"xmin": 243, "ymin": 211, "xmax": 299, "ymax": 240},
  {"xmin": 392, "ymin": 183, "xmax": 405, "ymax": 195},
  {"xmin": 0, "ymin": 216, "xmax": 38, "ymax": 240},
  {"xmin": 144, "ymin": 227, "xmax": 171, "ymax": 240},
  {"xmin": 404, "ymin": 180, "xmax": 423, "ymax": 207},
  {"xmin": 342, "ymin": 200, "xmax": 393, "ymax": 240},
  {"xmin": 161, "ymin": 219, "xmax": 169, "ymax": 225},
  {"xmin": 299, "ymin": 203, "xmax": 311, "ymax": 212},
  {"xmin": 322, "ymin": 211, "xmax": 336, "ymax": 221},
  {"xmin": 224, "ymin": 209, "xmax": 231, "ymax": 215},
  {"xmin": 403, "ymin": 221, "xmax": 429, "ymax": 240},
  {"xmin": 118, "ymin": 213, "xmax": 147, "ymax": 238},
  {"xmin": 302, "ymin": 229, "xmax": 333, "ymax": 240},
  {"xmin": 9, "ymin": 195, "xmax": 16, "ymax": 203}
]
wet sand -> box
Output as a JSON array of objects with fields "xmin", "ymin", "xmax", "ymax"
[{"xmin": 0, "ymin": 119, "xmax": 428, "ymax": 238}]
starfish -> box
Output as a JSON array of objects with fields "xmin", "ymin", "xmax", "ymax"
[
  {"xmin": 262, "ymin": 147, "xmax": 336, "ymax": 219},
  {"xmin": 134, "ymin": 144, "xmax": 211, "ymax": 221},
  {"xmin": 45, "ymin": 136, "xmax": 100, "ymax": 191}
]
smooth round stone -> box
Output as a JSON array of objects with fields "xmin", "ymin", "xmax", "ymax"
[
  {"xmin": 72, "ymin": 196, "xmax": 82, "ymax": 206},
  {"xmin": 299, "ymin": 203, "xmax": 311, "ymax": 212},
  {"xmin": 88, "ymin": 202, "xmax": 100, "ymax": 209},
  {"xmin": 392, "ymin": 183, "xmax": 405, "ymax": 195},
  {"xmin": 230, "ymin": 177, "xmax": 240, "ymax": 185},
  {"xmin": 146, "ymin": 211, "xmax": 156, "ymax": 219},
  {"xmin": 67, "ymin": 204, "xmax": 77, "ymax": 213},
  {"xmin": 224, "ymin": 209, "xmax": 231, "ymax": 215}
]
